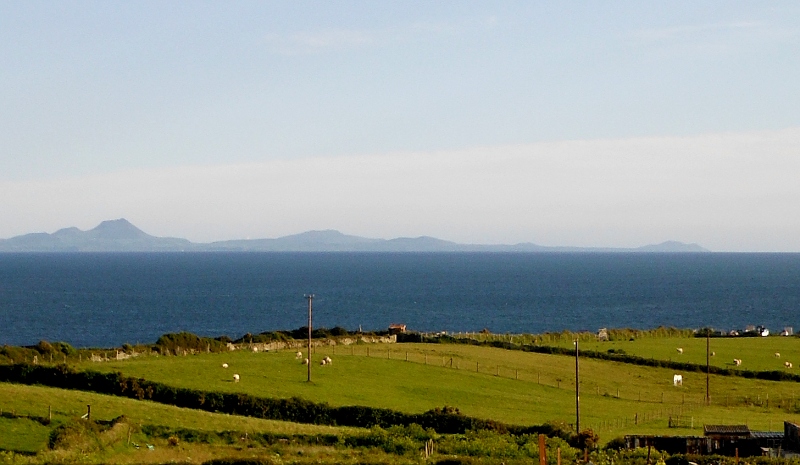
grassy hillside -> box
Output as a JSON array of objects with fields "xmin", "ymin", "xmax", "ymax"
[
  {"xmin": 6, "ymin": 335, "xmax": 800, "ymax": 464},
  {"xmin": 81, "ymin": 342, "xmax": 800, "ymax": 435},
  {"xmin": 0, "ymin": 382, "xmax": 364, "ymax": 457}
]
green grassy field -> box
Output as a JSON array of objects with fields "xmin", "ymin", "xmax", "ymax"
[
  {"xmin": 545, "ymin": 335, "xmax": 800, "ymax": 372},
  {"xmin": 80, "ymin": 341, "xmax": 800, "ymax": 435},
  {"xmin": 0, "ymin": 381, "xmax": 364, "ymax": 457},
  {"xmin": 7, "ymin": 335, "xmax": 800, "ymax": 464},
  {"xmin": 0, "ymin": 416, "xmax": 50, "ymax": 455}
]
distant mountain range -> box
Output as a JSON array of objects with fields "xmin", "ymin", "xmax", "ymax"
[{"xmin": 0, "ymin": 219, "xmax": 710, "ymax": 253}]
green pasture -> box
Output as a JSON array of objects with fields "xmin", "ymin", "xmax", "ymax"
[
  {"xmin": 544, "ymin": 335, "xmax": 800, "ymax": 372},
  {"xmin": 80, "ymin": 343, "xmax": 800, "ymax": 437},
  {"xmin": 0, "ymin": 382, "xmax": 362, "ymax": 453},
  {"xmin": 0, "ymin": 416, "xmax": 49, "ymax": 454}
]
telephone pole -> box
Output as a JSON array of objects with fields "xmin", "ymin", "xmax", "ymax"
[
  {"xmin": 575, "ymin": 339, "xmax": 580, "ymax": 434},
  {"xmin": 305, "ymin": 294, "xmax": 314, "ymax": 382},
  {"xmin": 706, "ymin": 330, "xmax": 710, "ymax": 405}
]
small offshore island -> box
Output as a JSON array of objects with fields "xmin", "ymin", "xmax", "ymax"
[{"xmin": 3, "ymin": 326, "xmax": 800, "ymax": 465}]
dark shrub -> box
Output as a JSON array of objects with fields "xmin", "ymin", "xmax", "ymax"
[{"xmin": 34, "ymin": 340, "xmax": 54, "ymax": 355}]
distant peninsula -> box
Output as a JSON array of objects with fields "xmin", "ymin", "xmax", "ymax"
[{"xmin": 0, "ymin": 219, "xmax": 710, "ymax": 253}]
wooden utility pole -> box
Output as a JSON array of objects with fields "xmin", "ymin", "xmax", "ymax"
[
  {"xmin": 305, "ymin": 294, "xmax": 314, "ymax": 382},
  {"xmin": 706, "ymin": 331, "xmax": 710, "ymax": 405},
  {"xmin": 575, "ymin": 339, "xmax": 580, "ymax": 434}
]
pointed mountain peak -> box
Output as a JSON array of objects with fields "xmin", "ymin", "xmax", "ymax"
[{"xmin": 89, "ymin": 218, "xmax": 150, "ymax": 240}]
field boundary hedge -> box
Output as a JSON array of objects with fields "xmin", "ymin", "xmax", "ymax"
[
  {"xmin": 0, "ymin": 363, "xmax": 558, "ymax": 437},
  {"xmin": 402, "ymin": 335, "xmax": 800, "ymax": 383}
]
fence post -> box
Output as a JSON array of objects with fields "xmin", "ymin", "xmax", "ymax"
[{"xmin": 538, "ymin": 434, "xmax": 546, "ymax": 465}]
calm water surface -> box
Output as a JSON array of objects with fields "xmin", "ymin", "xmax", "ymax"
[{"xmin": 1, "ymin": 252, "xmax": 799, "ymax": 347}]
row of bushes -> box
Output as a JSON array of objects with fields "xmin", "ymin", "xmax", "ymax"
[
  {"xmin": 154, "ymin": 332, "xmax": 231, "ymax": 354},
  {"xmin": 0, "ymin": 363, "xmax": 581, "ymax": 440},
  {"xmin": 241, "ymin": 326, "xmax": 389, "ymax": 344},
  {"xmin": 0, "ymin": 327, "xmax": 391, "ymax": 363},
  {"xmin": 407, "ymin": 335, "xmax": 800, "ymax": 383},
  {"xmin": 430, "ymin": 327, "xmax": 696, "ymax": 346},
  {"xmin": 149, "ymin": 423, "xmax": 581, "ymax": 462},
  {"xmin": 0, "ymin": 341, "xmax": 77, "ymax": 362},
  {"xmin": 142, "ymin": 424, "xmax": 340, "ymax": 447}
]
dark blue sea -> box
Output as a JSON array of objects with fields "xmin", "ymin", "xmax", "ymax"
[{"xmin": 1, "ymin": 253, "xmax": 800, "ymax": 348}]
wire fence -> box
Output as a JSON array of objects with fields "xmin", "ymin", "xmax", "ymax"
[{"xmin": 331, "ymin": 344, "xmax": 800, "ymax": 433}]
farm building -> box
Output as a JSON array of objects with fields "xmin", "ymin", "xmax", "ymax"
[
  {"xmin": 388, "ymin": 323, "xmax": 407, "ymax": 335},
  {"xmin": 626, "ymin": 422, "xmax": 789, "ymax": 457}
]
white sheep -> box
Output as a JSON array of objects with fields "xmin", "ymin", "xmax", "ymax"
[
  {"xmin": 320, "ymin": 359, "xmax": 327, "ymax": 366},
  {"xmin": 775, "ymin": 352, "xmax": 781, "ymax": 358},
  {"xmin": 252, "ymin": 347, "xmax": 259, "ymax": 353},
  {"xmin": 296, "ymin": 351, "xmax": 303, "ymax": 359},
  {"xmin": 733, "ymin": 358, "xmax": 742, "ymax": 366},
  {"xmin": 324, "ymin": 356, "xmax": 332, "ymax": 364},
  {"xmin": 785, "ymin": 362, "xmax": 793, "ymax": 368},
  {"xmin": 222, "ymin": 363, "xmax": 229, "ymax": 368},
  {"xmin": 676, "ymin": 348, "xmax": 683, "ymax": 354},
  {"xmin": 711, "ymin": 351, "xmax": 715, "ymax": 357},
  {"xmin": 302, "ymin": 358, "xmax": 309, "ymax": 365},
  {"xmin": 233, "ymin": 373, "xmax": 240, "ymax": 382},
  {"xmin": 673, "ymin": 374, "xmax": 683, "ymax": 386}
]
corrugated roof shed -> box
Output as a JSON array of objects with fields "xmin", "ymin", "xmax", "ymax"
[{"xmin": 704, "ymin": 425, "xmax": 750, "ymax": 435}]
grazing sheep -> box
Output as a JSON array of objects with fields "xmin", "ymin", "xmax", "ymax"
[
  {"xmin": 320, "ymin": 359, "xmax": 327, "ymax": 366},
  {"xmin": 673, "ymin": 374, "xmax": 683, "ymax": 386},
  {"xmin": 775, "ymin": 352, "xmax": 781, "ymax": 358},
  {"xmin": 711, "ymin": 351, "xmax": 715, "ymax": 357},
  {"xmin": 324, "ymin": 356, "xmax": 332, "ymax": 364},
  {"xmin": 302, "ymin": 358, "xmax": 309, "ymax": 365},
  {"xmin": 252, "ymin": 347, "xmax": 259, "ymax": 353},
  {"xmin": 733, "ymin": 359, "xmax": 742, "ymax": 366},
  {"xmin": 233, "ymin": 374, "xmax": 240, "ymax": 382},
  {"xmin": 785, "ymin": 362, "xmax": 793, "ymax": 368},
  {"xmin": 676, "ymin": 348, "xmax": 683, "ymax": 354},
  {"xmin": 222, "ymin": 363, "xmax": 229, "ymax": 368},
  {"xmin": 296, "ymin": 351, "xmax": 303, "ymax": 359}
]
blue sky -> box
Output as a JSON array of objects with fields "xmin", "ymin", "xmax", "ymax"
[{"xmin": 1, "ymin": 2, "xmax": 799, "ymax": 251}]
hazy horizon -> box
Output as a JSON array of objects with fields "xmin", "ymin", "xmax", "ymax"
[{"xmin": 1, "ymin": 2, "xmax": 798, "ymax": 252}]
